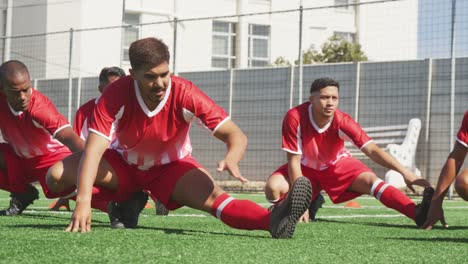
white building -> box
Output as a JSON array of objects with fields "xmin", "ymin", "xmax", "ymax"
[{"xmin": 0, "ymin": 0, "xmax": 420, "ymax": 79}]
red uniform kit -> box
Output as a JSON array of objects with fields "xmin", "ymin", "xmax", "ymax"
[
  {"xmin": 89, "ymin": 75, "xmax": 230, "ymax": 209},
  {"xmin": 275, "ymin": 102, "xmax": 373, "ymax": 203},
  {"xmin": 456, "ymin": 111, "xmax": 468, "ymax": 147},
  {"xmin": 0, "ymin": 89, "xmax": 71, "ymax": 196},
  {"xmin": 73, "ymin": 98, "xmax": 97, "ymax": 140}
]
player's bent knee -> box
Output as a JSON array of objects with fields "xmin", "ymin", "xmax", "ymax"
[
  {"xmin": 45, "ymin": 162, "xmax": 65, "ymax": 193},
  {"xmin": 264, "ymin": 174, "xmax": 289, "ymax": 202},
  {"xmin": 455, "ymin": 170, "xmax": 468, "ymax": 201}
]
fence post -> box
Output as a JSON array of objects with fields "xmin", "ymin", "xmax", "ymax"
[
  {"xmin": 424, "ymin": 58, "xmax": 433, "ymax": 183},
  {"xmin": 229, "ymin": 69, "xmax": 234, "ymax": 115},
  {"xmin": 67, "ymin": 28, "xmax": 74, "ymax": 122},
  {"xmin": 76, "ymin": 76, "xmax": 82, "ymax": 110},
  {"xmin": 298, "ymin": 5, "xmax": 304, "ymax": 104},
  {"xmin": 448, "ymin": 0, "xmax": 457, "ymax": 199},
  {"xmin": 3, "ymin": 0, "xmax": 13, "ymax": 61},
  {"xmin": 354, "ymin": 62, "xmax": 361, "ymax": 122},
  {"xmin": 289, "ymin": 65, "xmax": 294, "ymax": 109},
  {"xmin": 173, "ymin": 17, "xmax": 178, "ymax": 75}
]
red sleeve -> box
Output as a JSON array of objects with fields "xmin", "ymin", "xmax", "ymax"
[
  {"xmin": 181, "ymin": 80, "xmax": 229, "ymax": 132},
  {"xmin": 281, "ymin": 108, "xmax": 302, "ymax": 154},
  {"xmin": 456, "ymin": 111, "xmax": 468, "ymax": 148},
  {"xmin": 88, "ymin": 77, "xmax": 130, "ymax": 140},
  {"xmin": 31, "ymin": 92, "xmax": 70, "ymax": 136},
  {"xmin": 338, "ymin": 112, "xmax": 371, "ymax": 149},
  {"xmin": 73, "ymin": 106, "xmax": 85, "ymax": 136}
]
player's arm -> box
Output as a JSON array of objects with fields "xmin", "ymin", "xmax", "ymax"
[
  {"xmin": 287, "ymin": 152, "xmax": 303, "ymax": 186},
  {"xmin": 65, "ymin": 132, "xmax": 109, "ymax": 233},
  {"xmin": 55, "ymin": 126, "xmax": 85, "ymax": 153},
  {"xmin": 361, "ymin": 142, "xmax": 430, "ymax": 192},
  {"xmin": 213, "ymin": 119, "xmax": 248, "ymax": 183}
]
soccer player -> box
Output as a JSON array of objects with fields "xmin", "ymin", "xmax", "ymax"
[
  {"xmin": 46, "ymin": 37, "xmax": 312, "ymax": 238},
  {"xmin": 264, "ymin": 77, "xmax": 435, "ymax": 227},
  {"xmin": 0, "ymin": 60, "xmax": 84, "ymax": 215},
  {"xmin": 50, "ymin": 66, "xmax": 127, "ymax": 212},
  {"xmin": 423, "ymin": 111, "xmax": 468, "ymax": 229}
]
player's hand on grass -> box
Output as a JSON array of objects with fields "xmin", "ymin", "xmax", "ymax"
[
  {"xmin": 217, "ymin": 159, "xmax": 248, "ymax": 183},
  {"xmin": 404, "ymin": 177, "xmax": 431, "ymax": 193},
  {"xmin": 298, "ymin": 209, "xmax": 310, "ymax": 223},
  {"xmin": 422, "ymin": 200, "xmax": 449, "ymax": 230},
  {"xmin": 65, "ymin": 201, "xmax": 92, "ymax": 233}
]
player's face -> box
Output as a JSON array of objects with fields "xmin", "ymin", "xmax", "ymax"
[
  {"xmin": 309, "ymin": 86, "xmax": 339, "ymax": 118},
  {"xmin": 3, "ymin": 72, "xmax": 32, "ymax": 112},
  {"xmin": 130, "ymin": 62, "xmax": 170, "ymax": 107}
]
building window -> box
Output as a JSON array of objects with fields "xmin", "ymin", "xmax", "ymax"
[
  {"xmin": 335, "ymin": 0, "xmax": 354, "ymax": 11},
  {"xmin": 212, "ymin": 21, "xmax": 236, "ymax": 69},
  {"xmin": 248, "ymin": 24, "xmax": 270, "ymax": 67},
  {"xmin": 334, "ymin": 31, "xmax": 356, "ymax": 43},
  {"xmin": 122, "ymin": 12, "xmax": 140, "ymax": 62}
]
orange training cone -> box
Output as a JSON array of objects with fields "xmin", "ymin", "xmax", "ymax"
[
  {"xmin": 144, "ymin": 202, "xmax": 154, "ymax": 209},
  {"xmin": 344, "ymin": 200, "xmax": 361, "ymax": 208}
]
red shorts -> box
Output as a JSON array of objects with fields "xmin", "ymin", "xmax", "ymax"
[
  {"xmin": 102, "ymin": 149, "xmax": 202, "ymax": 210},
  {"xmin": 272, "ymin": 157, "xmax": 372, "ymax": 204},
  {"xmin": 0, "ymin": 143, "xmax": 72, "ymax": 197}
]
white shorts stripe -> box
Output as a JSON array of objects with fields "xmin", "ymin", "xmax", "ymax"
[
  {"xmin": 370, "ymin": 179, "xmax": 384, "ymax": 196},
  {"xmin": 376, "ymin": 184, "xmax": 390, "ymax": 200},
  {"xmin": 216, "ymin": 197, "xmax": 235, "ymax": 219}
]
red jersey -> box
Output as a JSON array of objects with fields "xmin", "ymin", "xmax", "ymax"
[
  {"xmin": 0, "ymin": 89, "xmax": 71, "ymax": 158},
  {"xmin": 89, "ymin": 75, "xmax": 229, "ymax": 170},
  {"xmin": 282, "ymin": 102, "xmax": 371, "ymax": 170},
  {"xmin": 456, "ymin": 111, "xmax": 468, "ymax": 148},
  {"xmin": 74, "ymin": 98, "xmax": 97, "ymax": 140}
]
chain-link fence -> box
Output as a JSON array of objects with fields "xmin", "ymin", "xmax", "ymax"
[{"xmin": 0, "ymin": 0, "xmax": 466, "ymax": 188}]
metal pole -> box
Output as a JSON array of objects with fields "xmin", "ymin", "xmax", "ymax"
[
  {"xmin": 67, "ymin": 28, "xmax": 74, "ymax": 122},
  {"xmin": 289, "ymin": 65, "xmax": 295, "ymax": 109},
  {"xmin": 229, "ymin": 69, "xmax": 234, "ymax": 115},
  {"xmin": 298, "ymin": 5, "xmax": 304, "ymax": 104},
  {"xmin": 424, "ymin": 58, "xmax": 433, "ymax": 183},
  {"xmin": 3, "ymin": 0, "xmax": 13, "ymax": 61},
  {"xmin": 76, "ymin": 76, "xmax": 82, "ymax": 110},
  {"xmin": 354, "ymin": 62, "xmax": 361, "ymax": 122},
  {"xmin": 172, "ymin": 17, "xmax": 178, "ymax": 75},
  {"xmin": 448, "ymin": 0, "xmax": 457, "ymax": 200}
]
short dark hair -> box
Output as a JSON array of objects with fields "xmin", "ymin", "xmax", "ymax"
[
  {"xmin": 129, "ymin": 37, "xmax": 170, "ymax": 70},
  {"xmin": 0, "ymin": 60, "xmax": 30, "ymax": 84},
  {"xmin": 310, "ymin": 77, "xmax": 340, "ymax": 94},
  {"xmin": 99, "ymin": 66, "xmax": 125, "ymax": 85}
]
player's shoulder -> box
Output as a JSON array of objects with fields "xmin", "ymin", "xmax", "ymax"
[
  {"xmin": 463, "ymin": 111, "xmax": 468, "ymax": 122},
  {"xmin": 170, "ymin": 75, "xmax": 197, "ymax": 93},
  {"xmin": 77, "ymin": 98, "xmax": 97, "ymax": 112},
  {"xmin": 287, "ymin": 102, "xmax": 309, "ymax": 116},
  {"xmin": 29, "ymin": 89, "xmax": 54, "ymax": 110},
  {"xmin": 333, "ymin": 109, "xmax": 359, "ymax": 127},
  {"xmin": 100, "ymin": 76, "xmax": 134, "ymax": 102}
]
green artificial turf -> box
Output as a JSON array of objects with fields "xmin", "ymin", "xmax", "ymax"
[{"xmin": 0, "ymin": 190, "xmax": 466, "ymax": 263}]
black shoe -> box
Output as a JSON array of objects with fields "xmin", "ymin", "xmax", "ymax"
[
  {"xmin": 155, "ymin": 200, "xmax": 169, "ymax": 216},
  {"xmin": 0, "ymin": 184, "xmax": 39, "ymax": 216},
  {"xmin": 415, "ymin": 187, "xmax": 435, "ymax": 227},
  {"xmin": 117, "ymin": 191, "xmax": 148, "ymax": 228},
  {"xmin": 269, "ymin": 177, "xmax": 312, "ymax": 239},
  {"xmin": 309, "ymin": 193, "xmax": 325, "ymax": 221},
  {"xmin": 107, "ymin": 202, "xmax": 125, "ymax": 229}
]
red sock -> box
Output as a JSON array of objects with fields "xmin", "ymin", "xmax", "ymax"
[
  {"xmin": 211, "ymin": 193, "xmax": 270, "ymax": 230},
  {"xmin": 371, "ymin": 179, "xmax": 416, "ymax": 220}
]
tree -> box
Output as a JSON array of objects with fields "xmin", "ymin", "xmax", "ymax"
[{"xmin": 274, "ymin": 35, "xmax": 368, "ymax": 66}]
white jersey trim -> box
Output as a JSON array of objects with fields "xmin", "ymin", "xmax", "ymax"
[
  {"xmin": 89, "ymin": 128, "xmax": 112, "ymax": 142},
  {"xmin": 282, "ymin": 148, "xmax": 302, "ymax": 155},
  {"xmin": 52, "ymin": 124, "xmax": 72, "ymax": 138},
  {"xmin": 359, "ymin": 140, "xmax": 373, "ymax": 150},
  {"xmin": 213, "ymin": 116, "xmax": 231, "ymax": 134},
  {"xmin": 216, "ymin": 197, "xmax": 235, "ymax": 219},
  {"xmin": 134, "ymin": 78, "xmax": 172, "ymax": 118},
  {"xmin": 308, "ymin": 104, "xmax": 333, "ymax": 133},
  {"xmin": 456, "ymin": 138, "xmax": 468, "ymax": 148}
]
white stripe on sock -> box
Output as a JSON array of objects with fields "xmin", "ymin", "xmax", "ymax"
[
  {"xmin": 216, "ymin": 197, "xmax": 235, "ymax": 219},
  {"xmin": 376, "ymin": 184, "xmax": 390, "ymax": 200},
  {"xmin": 370, "ymin": 179, "xmax": 384, "ymax": 196}
]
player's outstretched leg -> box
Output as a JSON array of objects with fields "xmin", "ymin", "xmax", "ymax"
[
  {"xmin": 0, "ymin": 184, "xmax": 39, "ymax": 216},
  {"xmin": 269, "ymin": 176, "xmax": 312, "ymax": 238},
  {"xmin": 107, "ymin": 191, "xmax": 148, "ymax": 229}
]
